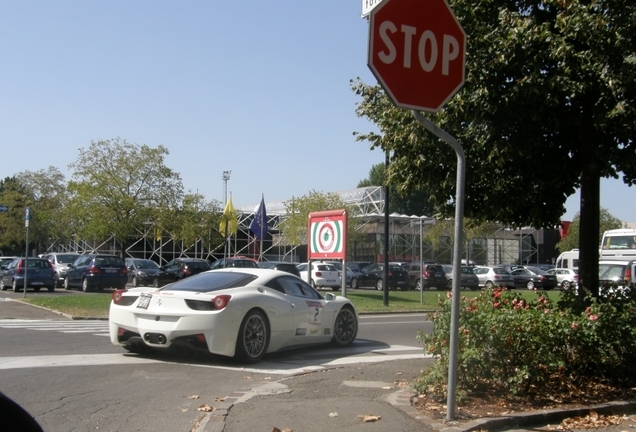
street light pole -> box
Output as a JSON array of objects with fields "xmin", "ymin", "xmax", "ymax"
[{"xmin": 222, "ymin": 171, "xmax": 231, "ymax": 205}]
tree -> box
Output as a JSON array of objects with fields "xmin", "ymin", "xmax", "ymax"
[
  {"xmin": 279, "ymin": 190, "xmax": 362, "ymax": 250},
  {"xmin": 67, "ymin": 138, "xmax": 184, "ymax": 257},
  {"xmin": 352, "ymin": 0, "xmax": 636, "ymax": 297},
  {"xmin": 0, "ymin": 177, "xmax": 29, "ymax": 253},
  {"xmin": 358, "ymin": 163, "xmax": 436, "ymax": 216},
  {"xmin": 556, "ymin": 208, "xmax": 623, "ymax": 253}
]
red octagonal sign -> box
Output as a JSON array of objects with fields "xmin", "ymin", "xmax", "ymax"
[{"xmin": 368, "ymin": 0, "xmax": 466, "ymax": 112}]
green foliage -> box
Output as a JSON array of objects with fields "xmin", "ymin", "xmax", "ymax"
[
  {"xmin": 415, "ymin": 284, "xmax": 636, "ymax": 400},
  {"xmin": 67, "ymin": 138, "xmax": 184, "ymax": 255},
  {"xmin": 557, "ymin": 208, "xmax": 624, "ymax": 253},
  {"xmin": 279, "ymin": 190, "xmax": 362, "ymax": 246},
  {"xmin": 357, "ymin": 163, "xmax": 436, "ymax": 216}
]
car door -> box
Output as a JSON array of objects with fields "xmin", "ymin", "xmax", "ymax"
[
  {"xmin": 511, "ymin": 269, "xmax": 530, "ymax": 288},
  {"xmin": 274, "ymin": 276, "xmax": 333, "ymax": 344},
  {"xmin": 359, "ymin": 264, "xmax": 380, "ymax": 287},
  {"xmin": 67, "ymin": 256, "xmax": 90, "ymax": 286}
]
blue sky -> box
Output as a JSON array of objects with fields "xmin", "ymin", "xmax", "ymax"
[{"xmin": 1, "ymin": 1, "xmax": 633, "ymax": 223}]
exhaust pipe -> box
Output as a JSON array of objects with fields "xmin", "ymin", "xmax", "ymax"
[{"xmin": 143, "ymin": 333, "xmax": 167, "ymax": 344}]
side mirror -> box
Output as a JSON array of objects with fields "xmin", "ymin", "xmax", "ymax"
[
  {"xmin": 324, "ymin": 292, "xmax": 335, "ymax": 301},
  {"xmin": 67, "ymin": 264, "xmax": 74, "ymax": 268}
]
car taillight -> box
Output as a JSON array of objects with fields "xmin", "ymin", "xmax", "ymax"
[
  {"xmin": 183, "ymin": 267, "xmax": 192, "ymax": 276},
  {"xmin": 315, "ymin": 271, "xmax": 322, "ymax": 277},
  {"xmin": 388, "ymin": 271, "xmax": 393, "ymax": 277},
  {"xmin": 573, "ymin": 274, "xmax": 579, "ymax": 280},
  {"xmin": 112, "ymin": 289, "xmax": 128, "ymax": 304},
  {"xmin": 212, "ymin": 295, "xmax": 231, "ymax": 310},
  {"xmin": 120, "ymin": 268, "xmax": 127, "ymax": 275},
  {"xmin": 16, "ymin": 261, "xmax": 24, "ymax": 275},
  {"xmin": 89, "ymin": 266, "xmax": 102, "ymax": 274},
  {"xmin": 494, "ymin": 275, "xmax": 500, "ymax": 279},
  {"xmin": 540, "ymin": 276, "xmax": 546, "ymax": 282},
  {"xmin": 626, "ymin": 267, "xmax": 632, "ymax": 281},
  {"xmin": 423, "ymin": 271, "xmax": 431, "ymax": 278}
]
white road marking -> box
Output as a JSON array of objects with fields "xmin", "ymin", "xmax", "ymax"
[{"xmin": 0, "ymin": 319, "xmax": 109, "ymax": 336}]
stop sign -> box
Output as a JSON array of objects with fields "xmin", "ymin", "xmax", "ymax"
[{"xmin": 368, "ymin": 0, "xmax": 466, "ymax": 112}]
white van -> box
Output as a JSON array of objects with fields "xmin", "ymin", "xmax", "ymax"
[
  {"xmin": 600, "ymin": 229, "xmax": 636, "ymax": 260},
  {"xmin": 555, "ymin": 249, "xmax": 580, "ymax": 270}
]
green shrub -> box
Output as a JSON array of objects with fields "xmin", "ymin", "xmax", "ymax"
[{"xmin": 415, "ymin": 284, "xmax": 636, "ymax": 400}]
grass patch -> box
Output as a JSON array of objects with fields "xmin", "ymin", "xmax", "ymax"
[
  {"xmin": 17, "ymin": 289, "xmax": 563, "ymax": 317},
  {"xmin": 343, "ymin": 289, "xmax": 562, "ymax": 313},
  {"xmin": 21, "ymin": 294, "xmax": 112, "ymax": 318}
]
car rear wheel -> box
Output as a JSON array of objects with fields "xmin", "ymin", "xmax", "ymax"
[
  {"xmin": 132, "ymin": 276, "xmax": 139, "ymax": 287},
  {"xmin": 561, "ymin": 280, "xmax": 570, "ymax": 290},
  {"xmin": 235, "ymin": 309, "xmax": 269, "ymax": 363},
  {"xmin": 446, "ymin": 279, "xmax": 453, "ymax": 290},
  {"xmin": 526, "ymin": 280, "xmax": 535, "ymax": 290},
  {"xmin": 376, "ymin": 279, "xmax": 383, "ymax": 291},
  {"xmin": 82, "ymin": 278, "xmax": 90, "ymax": 292},
  {"xmin": 0, "ymin": 280, "xmax": 5, "ymax": 291},
  {"xmin": 12, "ymin": 280, "xmax": 18, "ymax": 292},
  {"xmin": 152, "ymin": 277, "xmax": 159, "ymax": 288},
  {"xmin": 415, "ymin": 279, "xmax": 422, "ymax": 291},
  {"xmin": 64, "ymin": 277, "xmax": 71, "ymax": 290},
  {"xmin": 351, "ymin": 278, "xmax": 358, "ymax": 289},
  {"xmin": 331, "ymin": 307, "xmax": 357, "ymax": 347},
  {"xmin": 485, "ymin": 281, "xmax": 494, "ymax": 289}
]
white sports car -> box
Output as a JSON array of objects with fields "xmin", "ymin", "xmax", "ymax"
[{"xmin": 109, "ymin": 268, "xmax": 358, "ymax": 363}]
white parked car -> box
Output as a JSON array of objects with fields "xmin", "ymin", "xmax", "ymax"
[
  {"xmin": 547, "ymin": 268, "xmax": 579, "ymax": 290},
  {"xmin": 109, "ymin": 268, "xmax": 358, "ymax": 363},
  {"xmin": 296, "ymin": 262, "xmax": 342, "ymax": 290}
]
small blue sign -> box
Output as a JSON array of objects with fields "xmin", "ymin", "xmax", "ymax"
[
  {"xmin": 0, "ymin": 205, "xmax": 8, "ymax": 213},
  {"xmin": 25, "ymin": 207, "xmax": 31, "ymax": 220}
]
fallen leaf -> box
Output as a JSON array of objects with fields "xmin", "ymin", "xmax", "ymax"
[
  {"xmin": 197, "ymin": 404, "xmax": 213, "ymax": 412},
  {"xmin": 329, "ymin": 412, "xmax": 339, "ymax": 417},
  {"xmin": 182, "ymin": 408, "xmax": 189, "ymax": 412},
  {"xmin": 188, "ymin": 395, "xmax": 200, "ymax": 399},
  {"xmin": 357, "ymin": 414, "xmax": 382, "ymax": 423},
  {"xmin": 214, "ymin": 397, "xmax": 227, "ymax": 402},
  {"xmin": 382, "ymin": 386, "xmax": 392, "ymax": 390}
]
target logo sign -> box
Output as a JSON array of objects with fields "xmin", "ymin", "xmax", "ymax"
[{"xmin": 308, "ymin": 209, "xmax": 347, "ymax": 259}]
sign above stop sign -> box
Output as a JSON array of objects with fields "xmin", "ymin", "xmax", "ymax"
[{"xmin": 368, "ymin": 0, "xmax": 466, "ymax": 112}]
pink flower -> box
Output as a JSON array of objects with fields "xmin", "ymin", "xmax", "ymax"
[
  {"xmin": 589, "ymin": 314, "xmax": 599, "ymax": 321},
  {"xmin": 493, "ymin": 302, "xmax": 500, "ymax": 308},
  {"xmin": 571, "ymin": 322, "xmax": 578, "ymax": 329}
]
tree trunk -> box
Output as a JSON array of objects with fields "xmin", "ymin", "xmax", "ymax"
[{"xmin": 578, "ymin": 146, "xmax": 601, "ymax": 299}]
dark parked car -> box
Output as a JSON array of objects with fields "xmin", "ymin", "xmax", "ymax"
[
  {"xmin": 162, "ymin": 258, "xmax": 211, "ymax": 281},
  {"xmin": 209, "ymin": 256, "xmax": 259, "ymax": 270},
  {"xmin": 0, "ymin": 256, "xmax": 18, "ymax": 271},
  {"xmin": 258, "ymin": 261, "xmax": 301, "ymax": 277},
  {"xmin": 125, "ymin": 258, "xmax": 171, "ymax": 287},
  {"xmin": 64, "ymin": 254, "xmax": 128, "ymax": 292},
  {"xmin": 510, "ymin": 266, "xmax": 558, "ymax": 290},
  {"xmin": 351, "ymin": 263, "xmax": 410, "ymax": 290},
  {"xmin": 347, "ymin": 261, "xmax": 372, "ymax": 277},
  {"xmin": 0, "ymin": 258, "xmax": 56, "ymax": 292},
  {"xmin": 407, "ymin": 262, "xmax": 448, "ymax": 290},
  {"xmin": 442, "ymin": 265, "xmax": 480, "ymax": 290},
  {"xmin": 42, "ymin": 252, "xmax": 80, "ymax": 287}
]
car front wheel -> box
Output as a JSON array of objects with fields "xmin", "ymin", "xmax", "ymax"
[
  {"xmin": 526, "ymin": 280, "xmax": 535, "ymax": 290},
  {"xmin": 235, "ymin": 309, "xmax": 269, "ymax": 363},
  {"xmin": 152, "ymin": 277, "xmax": 159, "ymax": 288},
  {"xmin": 376, "ymin": 279, "xmax": 383, "ymax": 291},
  {"xmin": 561, "ymin": 281, "xmax": 570, "ymax": 290},
  {"xmin": 331, "ymin": 307, "xmax": 357, "ymax": 347},
  {"xmin": 64, "ymin": 277, "xmax": 71, "ymax": 290},
  {"xmin": 0, "ymin": 280, "xmax": 5, "ymax": 291},
  {"xmin": 351, "ymin": 278, "xmax": 358, "ymax": 289},
  {"xmin": 415, "ymin": 279, "xmax": 422, "ymax": 291},
  {"xmin": 132, "ymin": 276, "xmax": 139, "ymax": 287}
]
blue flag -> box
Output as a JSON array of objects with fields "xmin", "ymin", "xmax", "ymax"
[{"xmin": 249, "ymin": 196, "xmax": 268, "ymax": 241}]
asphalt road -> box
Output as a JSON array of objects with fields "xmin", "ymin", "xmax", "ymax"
[{"xmin": 0, "ymin": 298, "xmax": 433, "ymax": 432}]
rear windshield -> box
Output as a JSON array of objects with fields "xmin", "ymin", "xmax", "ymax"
[
  {"xmin": 95, "ymin": 256, "xmax": 124, "ymax": 266},
  {"xmin": 164, "ymin": 271, "xmax": 258, "ymax": 292},
  {"xmin": 316, "ymin": 264, "xmax": 337, "ymax": 271},
  {"xmin": 492, "ymin": 268, "xmax": 509, "ymax": 275},
  {"xmin": 187, "ymin": 261, "xmax": 211, "ymax": 270},
  {"xmin": 26, "ymin": 259, "xmax": 51, "ymax": 268},
  {"xmin": 57, "ymin": 254, "xmax": 78, "ymax": 264},
  {"xmin": 426, "ymin": 265, "xmax": 444, "ymax": 272},
  {"xmin": 461, "ymin": 266, "xmax": 475, "ymax": 274}
]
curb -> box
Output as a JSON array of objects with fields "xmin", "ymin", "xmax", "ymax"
[{"xmin": 6, "ymin": 298, "xmax": 108, "ymax": 320}]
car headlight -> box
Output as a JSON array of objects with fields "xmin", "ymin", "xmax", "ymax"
[{"xmin": 138, "ymin": 271, "xmax": 147, "ymax": 277}]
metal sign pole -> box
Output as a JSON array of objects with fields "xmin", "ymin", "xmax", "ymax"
[
  {"xmin": 24, "ymin": 207, "xmax": 31, "ymax": 298},
  {"xmin": 412, "ymin": 110, "xmax": 465, "ymax": 420}
]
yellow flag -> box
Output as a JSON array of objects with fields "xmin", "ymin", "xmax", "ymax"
[{"xmin": 219, "ymin": 196, "xmax": 238, "ymax": 237}]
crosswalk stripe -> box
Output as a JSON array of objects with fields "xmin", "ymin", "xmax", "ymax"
[{"xmin": 0, "ymin": 319, "xmax": 109, "ymax": 336}]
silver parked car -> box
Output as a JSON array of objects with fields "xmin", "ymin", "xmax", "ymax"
[
  {"xmin": 547, "ymin": 268, "xmax": 579, "ymax": 290},
  {"xmin": 42, "ymin": 252, "xmax": 80, "ymax": 288},
  {"xmin": 473, "ymin": 266, "xmax": 515, "ymax": 289}
]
